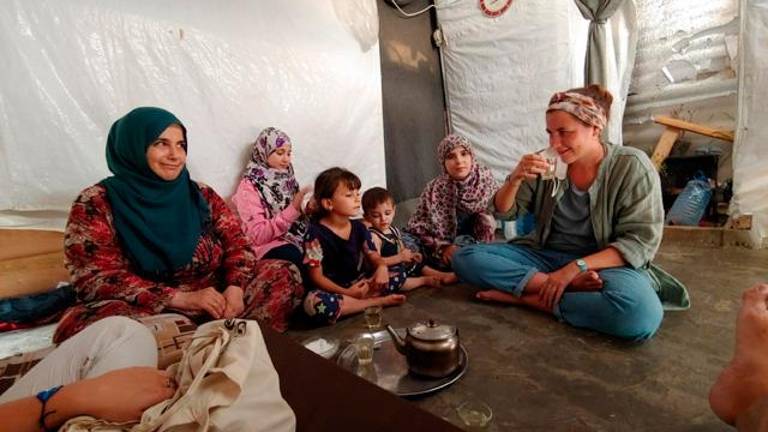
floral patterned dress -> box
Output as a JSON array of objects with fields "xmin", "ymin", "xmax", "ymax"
[{"xmin": 53, "ymin": 183, "xmax": 304, "ymax": 343}]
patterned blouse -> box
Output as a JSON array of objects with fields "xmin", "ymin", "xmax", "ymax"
[{"xmin": 64, "ymin": 183, "xmax": 255, "ymax": 312}]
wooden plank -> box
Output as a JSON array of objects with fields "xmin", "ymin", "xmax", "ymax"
[
  {"xmin": 0, "ymin": 229, "xmax": 64, "ymax": 261},
  {"xmin": 653, "ymin": 115, "xmax": 735, "ymax": 142},
  {"xmin": 651, "ymin": 126, "xmax": 683, "ymax": 170},
  {"xmin": 0, "ymin": 251, "xmax": 68, "ymax": 299}
]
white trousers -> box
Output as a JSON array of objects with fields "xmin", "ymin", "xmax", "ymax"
[{"xmin": 0, "ymin": 316, "xmax": 157, "ymax": 403}]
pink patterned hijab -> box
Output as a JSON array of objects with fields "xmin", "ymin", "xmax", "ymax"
[{"xmin": 406, "ymin": 134, "xmax": 497, "ymax": 250}]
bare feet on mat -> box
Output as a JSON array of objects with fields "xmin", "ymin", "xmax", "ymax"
[
  {"xmin": 710, "ymin": 283, "xmax": 768, "ymax": 425},
  {"xmin": 438, "ymin": 272, "xmax": 459, "ymax": 285},
  {"xmin": 422, "ymin": 267, "xmax": 459, "ymax": 285},
  {"xmin": 379, "ymin": 294, "xmax": 407, "ymax": 307},
  {"xmin": 475, "ymin": 289, "xmax": 524, "ymax": 304},
  {"xmin": 424, "ymin": 276, "xmax": 442, "ymax": 288}
]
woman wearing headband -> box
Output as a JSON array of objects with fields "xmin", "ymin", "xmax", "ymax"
[{"xmin": 453, "ymin": 84, "xmax": 685, "ymax": 341}]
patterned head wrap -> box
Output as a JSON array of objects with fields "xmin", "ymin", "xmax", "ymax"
[
  {"xmin": 407, "ymin": 134, "xmax": 497, "ymax": 249},
  {"xmin": 249, "ymin": 127, "xmax": 291, "ymax": 167},
  {"xmin": 437, "ymin": 133, "xmax": 474, "ymax": 170},
  {"xmin": 242, "ymin": 127, "xmax": 307, "ymax": 248},
  {"xmin": 547, "ymin": 91, "xmax": 607, "ymax": 130}
]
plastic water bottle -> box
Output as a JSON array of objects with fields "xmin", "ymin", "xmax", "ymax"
[{"xmin": 665, "ymin": 171, "xmax": 713, "ymax": 226}]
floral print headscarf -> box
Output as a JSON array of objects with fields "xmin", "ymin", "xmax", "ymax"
[
  {"xmin": 407, "ymin": 134, "xmax": 497, "ymax": 250},
  {"xmin": 242, "ymin": 127, "xmax": 307, "ymax": 249},
  {"xmin": 547, "ymin": 91, "xmax": 607, "ymax": 130}
]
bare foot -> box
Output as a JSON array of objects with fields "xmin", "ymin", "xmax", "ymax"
[
  {"xmin": 569, "ymin": 271, "xmax": 603, "ymax": 291},
  {"xmin": 424, "ymin": 276, "xmax": 442, "ymax": 288},
  {"xmin": 710, "ymin": 283, "xmax": 768, "ymax": 425},
  {"xmin": 475, "ymin": 289, "xmax": 524, "ymax": 304},
  {"xmin": 439, "ymin": 272, "xmax": 459, "ymax": 285},
  {"xmin": 379, "ymin": 294, "xmax": 407, "ymax": 307},
  {"xmin": 422, "ymin": 267, "xmax": 459, "ymax": 285}
]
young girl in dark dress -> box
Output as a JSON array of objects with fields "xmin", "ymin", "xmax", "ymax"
[{"xmin": 302, "ymin": 168, "xmax": 406, "ymax": 324}]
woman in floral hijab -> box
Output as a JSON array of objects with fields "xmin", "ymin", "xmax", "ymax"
[
  {"xmin": 406, "ymin": 133, "xmax": 498, "ymax": 269},
  {"xmin": 232, "ymin": 127, "xmax": 311, "ymax": 270}
]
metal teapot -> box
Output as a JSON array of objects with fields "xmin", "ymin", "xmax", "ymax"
[{"xmin": 386, "ymin": 319, "xmax": 460, "ymax": 379}]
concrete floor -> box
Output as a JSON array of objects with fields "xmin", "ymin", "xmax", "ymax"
[{"xmin": 287, "ymin": 241, "xmax": 768, "ymax": 431}]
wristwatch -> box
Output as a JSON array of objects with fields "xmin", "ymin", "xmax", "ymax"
[{"xmin": 575, "ymin": 259, "xmax": 588, "ymax": 273}]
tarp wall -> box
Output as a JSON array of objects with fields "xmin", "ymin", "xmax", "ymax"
[
  {"xmin": 732, "ymin": 0, "xmax": 768, "ymax": 247},
  {"xmin": 435, "ymin": 0, "xmax": 590, "ymax": 180},
  {"xmin": 0, "ymin": 0, "xmax": 385, "ymax": 230},
  {"xmin": 623, "ymin": 0, "xmax": 738, "ymax": 182}
]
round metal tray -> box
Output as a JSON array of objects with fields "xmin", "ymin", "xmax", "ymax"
[{"xmin": 336, "ymin": 328, "xmax": 468, "ymax": 397}]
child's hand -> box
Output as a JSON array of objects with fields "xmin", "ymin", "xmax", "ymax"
[
  {"xmin": 348, "ymin": 280, "xmax": 370, "ymax": 299},
  {"xmin": 291, "ymin": 186, "xmax": 313, "ymax": 212},
  {"xmin": 399, "ymin": 248, "xmax": 415, "ymax": 263},
  {"xmin": 372, "ymin": 265, "xmax": 389, "ymax": 291},
  {"xmin": 304, "ymin": 197, "xmax": 318, "ymax": 215},
  {"xmin": 412, "ymin": 252, "xmax": 423, "ymax": 263}
]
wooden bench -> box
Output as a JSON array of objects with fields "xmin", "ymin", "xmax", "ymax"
[{"xmin": 0, "ymin": 230, "xmax": 67, "ymax": 299}]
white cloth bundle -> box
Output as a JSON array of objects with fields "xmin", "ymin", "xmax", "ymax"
[{"xmin": 62, "ymin": 319, "xmax": 296, "ymax": 432}]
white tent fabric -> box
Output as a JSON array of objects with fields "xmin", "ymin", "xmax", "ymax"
[
  {"xmin": 0, "ymin": 0, "xmax": 385, "ymax": 230},
  {"xmin": 435, "ymin": 0, "xmax": 590, "ymax": 180},
  {"xmin": 597, "ymin": 0, "xmax": 638, "ymax": 145},
  {"xmin": 732, "ymin": 0, "xmax": 768, "ymax": 247}
]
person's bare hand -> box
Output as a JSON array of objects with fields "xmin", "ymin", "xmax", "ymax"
[
  {"xmin": 539, "ymin": 263, "xmax": 580, "ymax": 309},
  {"xmin": 347, "ymin": 280, "xmax": 370, "ymax": 299},
  {"xmin": 169, "ymin": 287, "xmax": 226, "ymax": 319},
  {"xmin": 304, "ymin": 195, "xmax": 318, "ymax": 215},
  {"xmin": 411, "ymin": 252, "xmax": 423, "ymax": 263},
  {"xmin": 372, "ymin": 265, "xmax": 389, "ymax": 291},
  {"xmin": 399, "ymin": 248, "xmax": 416, "ymax": 263},
  {"xmin": 291, "ymin": 186, "xmax": 313, "ymax": 212},
  {"xmin": 509, "ymin": 153, "xmax": 549, "ymax": 183},
  {"xmin": 72, "ymin": 367, "xmax": 175, "ymax": 422},
  {"xmin": 222, "ymin": 285, "xmax": 245, "ymax": 319}
]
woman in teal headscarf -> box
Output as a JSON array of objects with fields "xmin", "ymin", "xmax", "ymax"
[{"xmin": 54, "ymin": 107, "xmax": 304, "ymax": 343}]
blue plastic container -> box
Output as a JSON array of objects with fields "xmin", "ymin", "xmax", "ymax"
[{"xmin": 665, "ymin": 171, "xmax": 713, "ymax": 226}]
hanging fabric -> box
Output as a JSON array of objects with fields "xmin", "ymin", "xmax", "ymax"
[{"xmin": 574, "ymin": 0, "xmax": 638, "ymax": 145}]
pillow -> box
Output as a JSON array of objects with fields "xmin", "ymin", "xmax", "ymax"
[{"xmin": 137, "ymin": 314, "xmax": 197, "ymax": 369}]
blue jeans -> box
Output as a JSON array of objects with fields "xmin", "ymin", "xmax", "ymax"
[{"xmin": 452, "ymin": 243, "xmax": 664, "ymax": 341}]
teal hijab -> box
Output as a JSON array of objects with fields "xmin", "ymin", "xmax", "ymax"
[{"xmin": 101, "ymin": 107, "xmax": 210, "ymax": 278}]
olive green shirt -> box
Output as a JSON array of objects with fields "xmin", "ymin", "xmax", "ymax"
[
  {"xmin": 496, "ymin": 143, "xmax": 689, "ymax": 309},
  {"xmin": 498, "ymin": 143, "xmax": 662, "ymax": 268}
]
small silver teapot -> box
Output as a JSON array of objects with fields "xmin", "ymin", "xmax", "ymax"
[{"xmin": 386, "ymin": 319, "xmax": 461, "ymax": 379}]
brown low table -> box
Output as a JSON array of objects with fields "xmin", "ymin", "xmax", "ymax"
[{"xmin": 262, "ymin": 324, "xmax": 463, "ymax": 431}]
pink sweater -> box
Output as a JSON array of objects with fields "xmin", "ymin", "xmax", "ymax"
[{"xmin": 231, "ymin": 179, "xmax": 301, "ymax": 259}]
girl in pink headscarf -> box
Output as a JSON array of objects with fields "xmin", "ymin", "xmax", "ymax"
[
  {"xmin": 405, "ymin": 134, "xmax": 498, "ymax": 269},
  {"xmin": 232, "ymin": 127, "xmax": 311, "ymax": 270}
]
